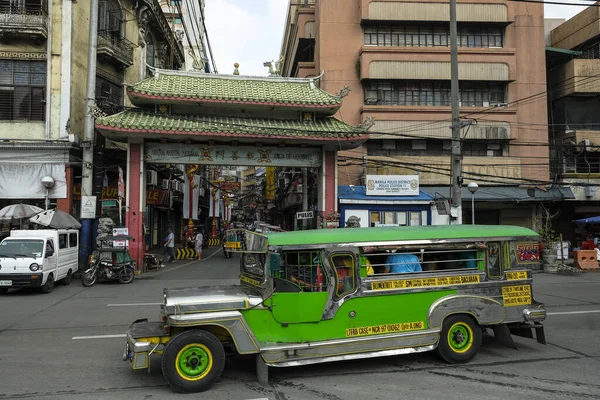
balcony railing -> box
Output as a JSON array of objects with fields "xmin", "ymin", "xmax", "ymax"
[
  {"xmin": 97, "ymin": 31, "xmax": 135, "ymax": 68},
  {"xmin": 0, "ymin": 6, "xmax": 48, "ymax": 39}
]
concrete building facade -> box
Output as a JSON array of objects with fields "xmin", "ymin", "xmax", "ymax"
[
  {"xmin": 0, "ymin": 0, "xmax": 183, "ymax": 222},
  {"xmin": 280, "ymin": 0, "xmax": 565, "ymax": 229},
  {"xmin": 546, "ymin": 5, "xmax": 600, "ymax": 242}
]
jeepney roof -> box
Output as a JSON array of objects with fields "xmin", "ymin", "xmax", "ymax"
[{"xmin": 266, "ymin": 225, "xmax": 538, "ymax": 247}]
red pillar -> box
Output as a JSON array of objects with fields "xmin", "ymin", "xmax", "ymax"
[
  {"xmin": 126, "ymin": 143, "xmax": 144, "ymax": 270},
  {"xmin": 324, "ymin": 151, "xmax": 337, "ymax": 215},
  {"xmin": 57, "ymin": 165, "xmax": 72, "ymax": 213}
]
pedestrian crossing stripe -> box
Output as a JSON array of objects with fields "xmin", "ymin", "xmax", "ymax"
[
  {"xmin": 176, "ymin": 248, "xmax": 198, "ymax": 259},
  {"xmin": 207, "ymin": 238, "xmax": 221, "ymax": 246}
]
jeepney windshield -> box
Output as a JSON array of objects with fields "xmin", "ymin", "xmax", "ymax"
[{"xmin": 0, "ymin": 239, "xmax": 44, "ymax": 258}]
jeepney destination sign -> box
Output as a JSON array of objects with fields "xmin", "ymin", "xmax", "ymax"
[
  {"xmin": 145, "ymin": 143, "xmax": 321, "ymax": 167},
  {"xmin": 366, "ymin": 175, "xmax": 420, "ymax": 196}
]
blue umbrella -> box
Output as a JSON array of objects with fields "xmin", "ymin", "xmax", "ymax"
[{"xmin": 574, "ymin": 216, "xmax": 600, "ymax": 224}]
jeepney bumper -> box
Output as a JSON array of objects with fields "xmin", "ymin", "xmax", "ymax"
[{"xmin": 123, "ymin": 318, "xmax": 169, "ymax": 370}]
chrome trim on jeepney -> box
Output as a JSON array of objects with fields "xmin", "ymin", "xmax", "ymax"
[
  {"xmin": 168, "ymin": 310, "xmax": 261, "ymax": 354},
  {"xmin": 523, "ymin": 308, "xmax": 546, "ymax": 321},
  {"xmin": 265, "ymin": 345, "xmax": 436, "ymax": 367},
  {"xmin": 163, "ymin": 286, "xmax": 263, "ymax": 314},
  {"xmin": 428, "ymin": 294, "xmax": 506, "ymax": 328}
]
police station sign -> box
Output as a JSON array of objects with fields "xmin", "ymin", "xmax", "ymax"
[
  {"xmin": 366, "ymin": 175, "xmax": 420, "ymax": 196},
  {"xmin": 145, "ymin": 143, "xmax": 321, "ymax": 167}
]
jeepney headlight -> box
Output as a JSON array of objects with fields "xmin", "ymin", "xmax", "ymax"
[{"xmin": 29, "ymin": 263, "xmax": 41, "ymax": 271}]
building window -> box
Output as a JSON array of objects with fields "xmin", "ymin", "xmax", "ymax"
[
  {"xmin": 579, "ymin": 42, "xmax": 600, "ymax": 60},
  {"xmin": 98, "ymin": 0, "xmax": 123, "ymax": 37},
  {"xmin": 0, "ymin": 0, "xmax": 47, "ymax": 12},
  {"xmin": 367, "ymin": 139, "xmax": 506, "ymax": 158},
  {"xmin": 95, "ymin": 76, "xmax": 123, "ymax": 115},
  {"xmin": 369, "ymin": 211, "xmax": 424, "ymax": 227},
  {"xmin": 364, "ymin": 24, "xmax": 503, "ymax": 48},
  {"xmin": 173, "ymin": 17, "xmax": 182, "ymax": 24},
  {"xmin": 0, "ymin": 60, "xmax": 46, "ymax": 121},
  {"xmin": 146, "ymin": 31, "xmax": 156, "ymax": 75},
  {"xmin": 364, "ymin": 80, "xmax": 506, "ymax": 107}
]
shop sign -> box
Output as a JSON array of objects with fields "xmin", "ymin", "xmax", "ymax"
[
  {"xmin": 102, "ymin": 200, "xmax": 117, "ymax": 208},
  {"xmin": 265, "ymin": 167, "xmax": 275, "ymax": 200},
  {"xmin": 366, "ymin": 175, "xmax": 419, "ymax": 196},
  {"xmin": 297, "ymin": 211, "xmax": 314, "ymax": 220},
  {"xmin": 81, "ymin": 196, "xmax": 97, "ymax": 219},
  {"xmin": 219, "ymin": 182, "xmax": 241, "ymax": 192},
  {"xmin": 145, "ymin": 143, "xmax": 322, "ymax": 167},
  {"xmin": 113, "ymin": 227, "xmax": 129, "ymax": 248},
  {"xmin": 73, "ymin": 185, "xmax": 167, "ymax": 205}
]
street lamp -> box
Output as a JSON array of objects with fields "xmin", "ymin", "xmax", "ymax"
[
  {"xmin": 467, "ymin": 182, "xmax": 478, "ymax": 225},
  {"xmin": 41, "ymin": 176, "xmax": 55, "ymax": 211}
]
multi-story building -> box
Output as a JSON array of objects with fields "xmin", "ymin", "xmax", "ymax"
[
  {"xmin": 280, "ymin": 0, "xmax": 570, "ymax": 228},
  {"xmin": 546, "ymin": 6, "xmax": 600, "ymax": 241},
  {"xmin": 159, "ymin": 0, "xmax": 209, "ymax": 71},
  {"xmin": 0, "ymin": 0, "xmax": 183, "ymax": 223}
]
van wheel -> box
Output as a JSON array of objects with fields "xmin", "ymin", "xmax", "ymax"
[
  {"xmin": 61, "ymin": 270, "xmax": 73, "ymax": 285},
  {"xmin": 41, "ymin": 274, "xmax": 55, "ymax": 294},
  {"xmin": 162, "ymin": 330, "xmax": 226, "ymax": 393},
  {"xmin": 436, "ymin": 314, "xmax": 482, "ymax": 364}
]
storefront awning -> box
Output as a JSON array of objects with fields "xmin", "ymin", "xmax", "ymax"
[
  {"xmin": 421, "ymin": 186, "xmax": 575, "ymax": 202},
  {"xmin": 339, "ymin": 185, "xmax": 433, "ymax": 203}
]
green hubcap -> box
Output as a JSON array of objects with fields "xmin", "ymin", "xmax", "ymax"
[
  {"xmin": 178, "ymin": 346, "xmax": 210, "ymax": 377},
  {"xmin": 449, "ymin": 324, "xmax": 470, "ymax": 351}
]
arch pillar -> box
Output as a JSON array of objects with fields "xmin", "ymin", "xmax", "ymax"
[
  {"xmin": 126, "ymin": 141, "xmax": 145, "ymax": 270},
  {"xmin": 318, "ymin": 149, "xmax": 338, "ymax": 228}
]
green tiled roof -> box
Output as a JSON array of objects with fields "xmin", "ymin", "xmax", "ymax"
[
  {"xmin": 127, "ymin": 73, "xmax": 342, "ymax": 108},
  {"xmin": 95, "ymin": 110, "xmax": 366, "ymax": 139}
]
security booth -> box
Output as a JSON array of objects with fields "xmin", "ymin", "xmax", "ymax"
[{"xmin": 94, "ymin": 68, "xmax": 369, "ymax": 267}]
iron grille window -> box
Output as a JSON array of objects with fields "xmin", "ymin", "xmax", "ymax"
[
  {"xmin": 364, "ymin": 24, "xmax": 503, "ymax": 48},
  {"xmin": 95, "ymin": 76, "xmax": 123, "ymax": 115},
  {"xmin": 579, "ymin": 42, "xmax": 600, "ymax": 60},
  {"xmin": 364, "ymin": 80, "xmax": 505, "ymax": 107},
  {"xmin": 0, "ymin": 60, "xmax": 46, "ymax": 121},
  {"xmin": 0, "ymin": 0, "xmax": 46, "ymax": 12},
  {"xmin": 98, "ymin": 0, "xmax": 122, "ymax": 37}
]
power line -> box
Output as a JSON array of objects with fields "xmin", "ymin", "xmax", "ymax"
[
  {"xmin": 183, "ymin": 0, "xmax": 208, "ymax": 71},
  {"xmin": 198, "ymin": 0, "xmax": 217, "ymax": 73},
  {"xmin": 172, "ymin": 0, "xmax": 198, "ymax": 64}
]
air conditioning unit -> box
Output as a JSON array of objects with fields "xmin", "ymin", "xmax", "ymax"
[
  {"xmin": 147, "ymin": 170, "xmax": 158, "ymax": 186},
  {"xmin": 161, "ymin": 179, "xmax": 170, "ymax": 190}
]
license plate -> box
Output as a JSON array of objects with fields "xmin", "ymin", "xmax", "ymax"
[{"xmin": 0, "ymin": 280, "xmax": 12, "ymax": 286}]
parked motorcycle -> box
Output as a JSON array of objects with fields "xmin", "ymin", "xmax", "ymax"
[{"xmin": 82, "ymin": 235, "xmax": 136, "ymax": 287}]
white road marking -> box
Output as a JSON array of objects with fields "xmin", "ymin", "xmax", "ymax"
[
  {"xmin": 107, "ymin": 302, "xmax": 161, "ymax": 307},
  {"xmin": 72, "ymin": 334, "xmax": 126, "ymax": 340},
  {"xmin": 547, "ymin": 310, "xmax": 600, "ymax": 316}
]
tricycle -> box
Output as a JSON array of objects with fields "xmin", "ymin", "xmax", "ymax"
[{"xmin": 81, "ymin": 235, "xmax": 136, "ymax": 287}]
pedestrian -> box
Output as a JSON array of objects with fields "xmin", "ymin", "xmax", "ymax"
[
  {"xmin": 164, "ymin": 228, "xmax": 177, "ymax": 263},
  {"xmin": 194, "ymin": 229, "xmax": 203, "ymax": 260}
]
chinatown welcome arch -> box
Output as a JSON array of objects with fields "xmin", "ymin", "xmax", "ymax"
[{"xmin": 95, "ymin": 68, "xmax": 368, "ymax": 267}]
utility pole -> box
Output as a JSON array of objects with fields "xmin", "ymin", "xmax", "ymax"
[
  {"xmin": 81, "ymin": 0, "xmax": 99, "ymax": 262},
  {"xmin": 449, "ymin": 0, "xmax": 462, "ymax": 224}
]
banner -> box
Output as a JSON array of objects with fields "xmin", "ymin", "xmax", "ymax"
[
  {"xmin": 145, "ymin": 143, "xmax": 322, "ymax": 167},
  {"xmin": 265, "ymin": 167, "xmax": 275, "ymax": 200},
  {"xmin": 0, "ymin": 164, "xmax": 66, "ymax": 199},
  {"xmin": 117, "ymin": 167, "xmax": 125, "ymax": 198},
  {"xmin": 366, "ymin": 175, "xmax": 420, "ymax": 196},
  {"xmin": 183, "ymin": 174, "xmax": 200, "ymax": 219}
]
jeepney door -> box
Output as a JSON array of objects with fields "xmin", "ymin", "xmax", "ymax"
[{"xmin": 269, "ymin": 249, "xmax": 329, "ymax": 324}]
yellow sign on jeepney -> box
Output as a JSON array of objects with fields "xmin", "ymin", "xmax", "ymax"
[
  {"xmin": 502, "ymin": 284, "xmax": 532, "ymax": 306},
  {"xmin": 225, "ymin": 241, "xmax": 241, "ymax": 249},
  {"xmin": 346, "ymin": 321, "xmax": 425, "ymax": 337},
  {"xmin": 240, "ymin": 275, "xmax": 262, "ymax": 287},
  {"xmin": 371, "ymin": 275, "xmax": 480, "ymax": 291},
  {"xmin": 506, "ymin": 271, "xmax": 528, "ymax": 280}
]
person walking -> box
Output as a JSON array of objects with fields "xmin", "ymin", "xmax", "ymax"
[
  {"xmin": 194, "ymin": 230, "xmax": 203, "ymax": 261},
  {"xmin": 164, "ymin": 228, "xmax": 177, "ymax": 263}
]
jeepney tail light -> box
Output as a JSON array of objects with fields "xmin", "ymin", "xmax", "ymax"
[{"xmin": 163, "ymin": 324, "xmax": 169, "ymax": 334}]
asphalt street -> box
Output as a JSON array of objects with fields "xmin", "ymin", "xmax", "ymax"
[{"xmin": 1, "ymin": 248, "xmax": 600, "ymax": 400}]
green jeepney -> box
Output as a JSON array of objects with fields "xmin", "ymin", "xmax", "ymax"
[{"xmin": 123, "ymin": 225, "xmax": 546, "ymax": 393}]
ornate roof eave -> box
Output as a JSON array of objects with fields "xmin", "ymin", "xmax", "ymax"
[
  {"xmin": 133, "ymin": 0, "xmax": 185, "ymax": 67},
  {"xmin": 126, "ymin": 69, "xmax": 342, "ymax": 113}
]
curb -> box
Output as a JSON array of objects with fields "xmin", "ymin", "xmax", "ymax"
[{"xmin": 137, "ymin": 247, "xmax": 223, "ymax": 279}]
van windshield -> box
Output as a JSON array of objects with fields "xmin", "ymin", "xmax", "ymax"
[{"xmin": 0, "ymin": 239, "xmax": 44, "ymax": 258}]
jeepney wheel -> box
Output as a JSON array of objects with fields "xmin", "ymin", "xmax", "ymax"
[
  {"xmin": 162, "ymin": 330, "xmax": 225, "ymax": 393},
  {"xmin": 436, "ymin": 314, "xmax": 482, "ymax": 364},
  {"xmin": 40, "ymin": 274, "xmax": 54, "ymax": 294}
]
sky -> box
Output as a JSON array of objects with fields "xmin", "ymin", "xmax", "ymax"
[{"xmin": 204, "ymin": 0, "xmax": 589, "ymax": 77}]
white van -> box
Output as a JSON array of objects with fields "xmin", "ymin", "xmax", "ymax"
[{"xmin": 0, "ymin": 229, "xmax": 79, "ymax": 294}]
